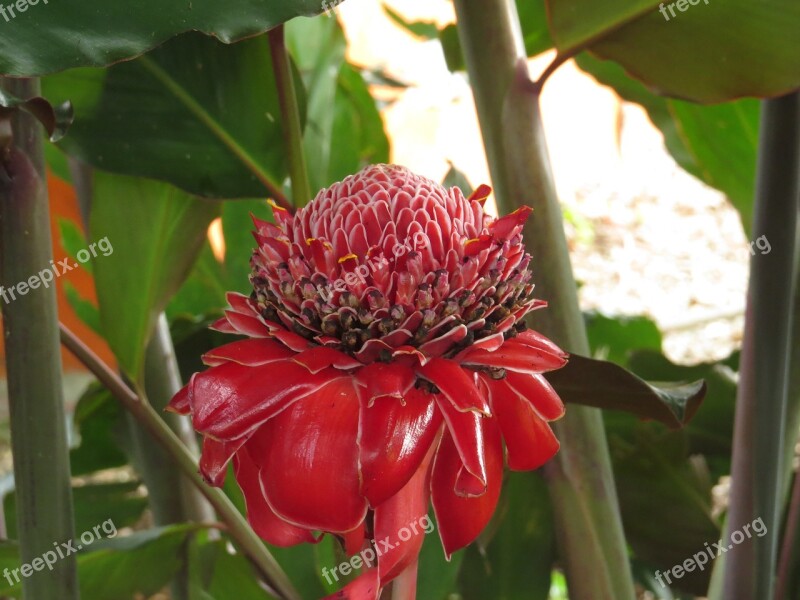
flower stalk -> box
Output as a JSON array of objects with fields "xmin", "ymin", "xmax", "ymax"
[
  {"xmin": 0, "ymin": 77, "xmax": 78, "ymax": 599},
  {"xmin": 268, "ymin": 24, "xmax": 311, "ymax": 208},
  {"xmin": 59, "ymin": 322, "xmax": 302, "ymax": 600},
  {"xmin": 452, "ymin": 1, "xmax": 636, "ymax": 597},
  {"xmin": 720, "ymin": 91, "xmax": 800, "ymax": 600}
]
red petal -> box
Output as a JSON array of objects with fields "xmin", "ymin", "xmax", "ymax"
[
  {"xmin": 190, "ymin": 361, "xmax": 343, "ymax": 440},
  {"xmin": 233, "ymin": 449, "xmax": 315, "ymax": 546},
  {"xmin": 254, "ymin": 378, "xmax": 369, "ymax": 533},
  {"xmin": 224, "ymin": 309, "xmax": 271, "ymax": 338},
  {"xmin": 459, "ymin": 342, "xmax": 566, "ymax": 374},
  {"xmin": 416, "ymin": 358, "xmax": 489, "ymax": 414},
  {"xmin": 432, "ymin": 418, "xmax": 503, "ymax": 557},
  {"xmin": 488, "ymin": 206, "xmax": 532, "ymax": 240},
  {"xmin": 202, "ymin": 338, "xmax": 294, "ymax": 367},
  {"xmin": 342, "ymin": 521, "xmax": 367, "ymax": 556},
  {"xmin": 504, "ymin": 371, "xmax": 565, "ymax": 421},
  {"xmin": 322, "ymin": 570, "xmax": 380, "ymax": 600},
  {"xmin": 226, "ymin": 291, "xmax": 256, "ymax": 315},
  {"xmin": 467, "ymin": 183, "xmax": 492, "ymax": 205},
  {"xmin": 167, "ymin": 379, "xmax": 192, "ymax": 414},
  {"xmin": 480, "ymin": 375, "xmax": 559, "ymax": 470},
  {"xmin": 199, "ymin": 435, "xmax": 247, "ymax": 486},
  {"xmin": 293, "ymin": 346, "xmax": 362, "ymax": 373},
  {"xmin": 511, "ymin": 329, "xmax": 568, "ymax": 361},
  {"xmin": 358, "ymin": 387, "xmax": 442, "ymax": 507},
  {"xmin": 374, "ymin": 443, "xmax": 435, "ymax": 583},
  {"xmin": 354, "ymin": 362, "xmax": 416, "ymax": 405},
  {"xmin": 434, "ymin": 395, "xmax": 487, "ymax": 496}
]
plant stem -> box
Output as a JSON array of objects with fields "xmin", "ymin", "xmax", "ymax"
[
  {"xmin": 775, "ymin": 235, "xmax": 800, "ymax": 600},
  {"xmin": 59, "ymin": 322, "xmax": 302, "ymax": 600},
  {"xmin": 268, "ymin": 25, "xmax": 311, "ymax": 207},
  {"xmin": 720, "ymin": 92, "xmax": 800, "ymax": 600},
  {"xmin": 0, "ymin": 77, "xmax": 78, "ymax": 599},
  {"xmin": 145, "ymin": 314, "xmax": 216, "ymax": 522},
  {"xmin": 453, "ymin": 2, "xmax": 635, "ymax": 598}
]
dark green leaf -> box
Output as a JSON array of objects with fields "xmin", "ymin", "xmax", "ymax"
[
  {"xmin": 546, "ymin": 354, "xmax": 706, "ymax": 428},
  {"xmin": 608, "ymin": 424, "xmax": 720, "ymax": 594},
  {"xmin": 43, "ymin": 34, "xmax": 287, "ymax": 200},
  {"xmin": 0, "ymin": 1, "xmax": 334, "ymax": 76},
  {"xmin": 442, "ymin": 164, "xmax": 474, "ymax": 196},
  {"xmin": 574, "ymin": 52, "xmax": 760, "ymax": 232},
  {"xmin": 458, "ymin": 472, "xmax": 554, "ymax": 600},
  {"xmin": 78, "ymin": 524, "xmax": 200, "ymax": 600},
  {"xmin": 69, "ymin": 383, "xmax": 128, "ymax": 476},
  {"xmin": 627, "ymin": 350, "xmax": 737, "ymax": 478},
  {"xmin": 547, "ymin": 0, "xmax": 800, "ymax": 102},
  {"xmin": 91, "ymin": 171, "xmax": 219, "ymax": 380},
  {"xmin": 189, "ymin": 537, "xmax": 276, "ymax": 600}
]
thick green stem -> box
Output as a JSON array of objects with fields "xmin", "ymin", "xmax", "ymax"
[
  {"xmin": 775, "ymin": 211, "xmax": 800, "ymax": 600},
  {"xmin": 145, "ymin": 314, "xmax": 216, "ymax": 522},
  {"xmin": 59, "ymin": 323, "xmax": 302, "ymax": 600},
  {"xmin": 0, "ymin": 77, "xmax": 78, "ymax": 599},
  {"xmin": 268, "ymin": 25, "xmax": 311, "ymax": 207},
  {"xmin": 720, "ymin": 92, "xmax": 800, "ymax": 600},
  {"xmin": 453, "ymin": 2, "xmax": 635, "ymax": 598}
]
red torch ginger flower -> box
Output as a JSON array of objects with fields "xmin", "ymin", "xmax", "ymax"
[{"xmin": 169, "ymin": 164, "xmax": 567, "ymax": 598}]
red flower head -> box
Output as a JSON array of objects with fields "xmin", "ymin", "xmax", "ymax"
[{"xmin": 169, "ymin": 164, "xmax": 567, "ymax": 598}]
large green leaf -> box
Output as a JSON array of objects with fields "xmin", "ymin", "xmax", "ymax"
[
  {"xmin": 78, "ymin": 524, "xmax": 201, "ymax": 600},
  {"xmin": 546, "ymin": 354, "xmax": 706, "ymax": 428},
  {"xmin": 609, "ymin": 423, "xmax": 720, "ymax": 594},
  {"xmin": 69, "ymin": 383, "xmax": 128, "ymax": 476},
  {"xmin": 545, "ymin": 0, "xmax": 800, "ymax": 102},
  {"xmin": 458, "ymin": 472, "xmax": 554, "ymax": 600},
  {"xmin": 42, "ymin": 34, "xmax": 287, "ymax": 200},
  {"xmin": 286, "ymin": 17, "xmax": 389, "ymax": 193},
  {"xmin": 91, "ymin": 171, "xmax": 219, "ymax": 380},
  {"xmin": 575, "ymin": 52, "xmax": 760, "ymax": 233},
  {"xmin": 189, "ymin": 537, "xmax": 276, "ymax": 600},
  {"xmin": 0, "ymin": 1, "xmax": 329, "ymax": 76}
]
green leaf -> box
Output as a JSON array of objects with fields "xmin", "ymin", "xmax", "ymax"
[
  {"xmin": 442, "ymin": 164, "xmax": 474, "ymax": 196},
  {"xmin": 416, "ymin": 514, "xmax": 464, "ymax": 599},
  {"xmin": 382, "ymin": 5, "xmax": 439, "ymax": 39},
  {"xmin": 575, "ymin": 52, "xmax": 760, "ymax": 233},
  {"xmin": 43, "ymin": 33, "xmax": 287, "ymax": 200},
  {"xmin": 58, "ymin": 218, "xmax": 90, "ymax": 272},
  {"xmin": 458, "ymin": 472, "xmax": 554, "ymax": 600},
  {"xmin": 608, "ymin": 423, "xmax": 720, "ymax": 594},
  {"xmin": 78, "ymin": 524, "xmax": 200, "ymax": 600},
  {"xmin": 286, "ymin": 18, "xmax": 389, "ymax": 193},
  {"xmin": 189, "ymin": 538, "xmax": 276, "ymax": 600},
  {"xmin": 0, "ymin": 88, "xmax": 72, "ymax": 142},
  {"xmin": 627, "ymin": 350, "xmax": 737, "ymax": 479},
  {"xmin": 547, "ymin": 0, "xmax": 800, "ymax": 102},
  {"xmin": 585, "ymin": 311, "xmax": 662, "ymax": 365},
  {"xmin": 0, "ymin": 1, "xmax": 334, "ymax": 76},
  {"xmin": 91, "ymin": 171, "xmax": 219, "ymax": 380},
  {"xmin": 546, "ymin": 354, "xmax": 706, "ymax": 428},
  {"xmin": 63, "ymin": 282, "xmax": 102, "ymax": 335},
  {"xmin": 69, "ymin": 383, "xmax": 128, "ymax": 476}
]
